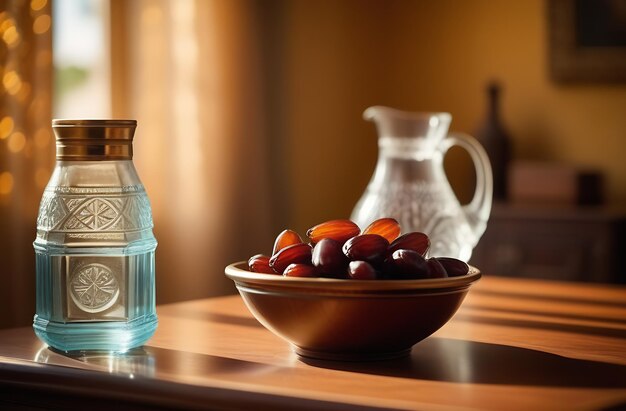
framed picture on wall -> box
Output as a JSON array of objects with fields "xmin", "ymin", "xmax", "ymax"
[{"xmin": 548, "ymin": 0, "xmax": 626, "ymax": 82}]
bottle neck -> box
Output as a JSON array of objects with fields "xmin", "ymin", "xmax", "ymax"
[{"xmin": 49, "ymin": 160, "xmax": 143, "ymax": 189}]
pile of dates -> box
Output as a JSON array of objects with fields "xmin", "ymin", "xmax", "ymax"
[{"xmin": 247, "ymin": 218, "xmax": 469, "ymax": 280}]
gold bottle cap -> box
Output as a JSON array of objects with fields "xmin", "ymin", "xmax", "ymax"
[{"xmin": 52, "ymin": 119, "xmax": 137, "ymax": 161}]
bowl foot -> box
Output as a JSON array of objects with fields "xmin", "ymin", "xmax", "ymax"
[{"xmin": 295, "ymin": 346, "xmax": 412, "ymax": 362}]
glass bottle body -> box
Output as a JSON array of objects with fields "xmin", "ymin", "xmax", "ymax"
[{"xmin": 34, "ymin": 160, "xmax": 157, "ymax": 352}]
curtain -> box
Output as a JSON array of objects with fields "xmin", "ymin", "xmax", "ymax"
[
  {"xmin": 111, "ymin": 0, "xmax": 276, "ymax": 304},
  {"xmin": 0, "ymin": 0, "xmax": 53, "ymax": 328}
]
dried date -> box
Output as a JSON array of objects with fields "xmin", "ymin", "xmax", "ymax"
[
  {"xmin": 306, "ymin": 219, "xmax": 360, "ymax": 245},
  {"xmin": 269, "ymin": 243, "xmax": 312, "ymax": 274},
  {"xmin": 362, "ymin": 218, "xmax": 401, "ymax": 243},
  {"xmin": 247, "ymin": 254, "xmax": 275, "ymax": 274},
  {"xmin": 272, "ymin": 229, "xmax": 303, "ymax": 255}
]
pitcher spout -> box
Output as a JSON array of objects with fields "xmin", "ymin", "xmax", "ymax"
[{"xmin": 363, "ymin": 106, "xmax": 451, "ymax": 140}]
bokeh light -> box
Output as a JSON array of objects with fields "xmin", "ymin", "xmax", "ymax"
[
  {"xmin": 33, "ymin": 14, "xmax": 50, "ymax": 34},
  {"xmin": 0, "ymin": 172, "xmax": 15, "ymax": 195},
  {"xmin": 3, "ymin": 71, "xmax": 22, "ymax": 95},
  {"xmin": 0, "ymin": 117, "xmax": 14, "ymax": 139},
  {"xmin": 7, "ymin": 132, "xmax": 26, "ymax": 153},
  {"xmin": 2, "ymin": 24, "xmax": 19, "ymax": 46},
  {"xmin": 31, "ymin": 0, "xmax": 48, "ymax": 12}
]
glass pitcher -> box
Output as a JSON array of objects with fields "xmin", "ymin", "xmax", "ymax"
[
  {"xmin": 33, "ymin": 120, "xmax": 157, "ymax": 352},
  {"xmin": 351, "ymin": 106, "xmax": 492, "ymax": 262}
]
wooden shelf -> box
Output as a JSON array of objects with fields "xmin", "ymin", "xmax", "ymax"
[{"xmin": 471, "ymin": 202, "xmax": 626, "ymax": 283}]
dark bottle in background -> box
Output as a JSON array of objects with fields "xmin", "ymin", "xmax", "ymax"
[{"xmin": 476, "ymin": 81, "xmax": 512, "ymax": 201}]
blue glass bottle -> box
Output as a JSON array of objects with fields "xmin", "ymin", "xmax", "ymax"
[{"xmin": 33, "ymin": 120, "xmax": 157, "ymax": 352}]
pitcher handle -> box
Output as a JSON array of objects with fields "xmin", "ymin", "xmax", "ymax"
[{"xmin": 441, "ymin": 132, "xmax": 493, "ymax": 245}]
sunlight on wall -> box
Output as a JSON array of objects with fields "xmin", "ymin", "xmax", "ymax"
[
  {"xmin": 171, "ymin": 0, "xmax": 204, "ymax": 223},
  {"xmin": 115, "ymin": 0, "xmax": 275, "ymax": 304}
]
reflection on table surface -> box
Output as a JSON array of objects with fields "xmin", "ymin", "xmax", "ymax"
[
  {"xmin": 34, "ymin": 345, "xmax": 156, "ymax": 378},
  {"xmin": 29, "ymin": 334, "xmax": 626, "ymax": 389}
]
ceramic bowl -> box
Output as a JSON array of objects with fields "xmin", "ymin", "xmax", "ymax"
[{"xmin": 225, "ymin": 262, "xmax": 480, "ymax": 361}]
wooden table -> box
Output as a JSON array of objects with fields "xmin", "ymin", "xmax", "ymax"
[{"xmin": 1, "ymin": 276, "xmax": 626, "ymax": 410}]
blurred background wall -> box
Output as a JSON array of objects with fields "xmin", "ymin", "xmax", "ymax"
[
  {"xmin": 272, "ymin": 0, "xmax": 626, "ymax": 214},
  {"xmin": 1, "ymin": 0, "xmax": 625, "ymax": 328}
]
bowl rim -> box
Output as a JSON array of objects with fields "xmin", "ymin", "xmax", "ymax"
[{"xmin": 225, "ymin": 261, "xmax": 481, "ymax": 292}]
